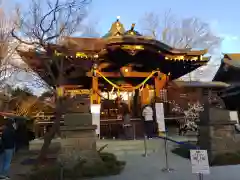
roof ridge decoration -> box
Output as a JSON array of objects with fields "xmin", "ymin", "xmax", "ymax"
[
  {"xmin": 103, "ymin": 16, "xmax": 125, "ymax": 38},
  {"xmin": 124, "ymin": 23, "xmax": 142, "ymax": 36}
]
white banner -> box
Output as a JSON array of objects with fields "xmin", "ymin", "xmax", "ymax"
[
  {"xmin": 229, "ymin": 111, "xmax": 239, "ymax": 124},
  {"xmin": 91, "ymin": 104, "xmax": 101, "ymax": 136},
  {"xmin": 155, "ymin": 103, "xmax": 165, "ymax": 132},
  {"xmin": 190, "ymin": 150, "xmax": 210, "ymax": 174}
]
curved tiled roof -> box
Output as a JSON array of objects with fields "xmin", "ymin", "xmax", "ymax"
[
  {"xmin": 223, "ymin": 54, "xmax": 240, "ymax": 68},
  {"xmin": 213, "ymin": 53, "xmax": 240, "ymax": 82},
  {"xmin": 16, "ymin": 17, "xmax": 210, "ymax": 85}
]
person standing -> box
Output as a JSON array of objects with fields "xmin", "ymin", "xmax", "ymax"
[
  {"xmin": 142, "ymin": 105, "xmax": 154, "ymax": 139},
  {"xmin": 116, "ymin": 98, "xmax": 132, "ymax": 140},
  {"xmin": 0, "ymin": 119, "xmax": 16, "ymax": 179},
  {"xmin": 121, "ymin": 102, "xmax": 132, "ymax": 140}
]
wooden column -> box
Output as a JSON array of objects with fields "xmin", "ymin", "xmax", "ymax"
[
  {"xmin": 141, "ymin": 85, "xmax": 150, "ymax": 106},
  {"xmin": 155, "ymin": 74, "xmax": 168, "ymax": 98},
  {"xmin": 127, "ymin": 92, "xmax": 131, "ymax": 113},
  {"xmin": 34, "ymin": 119, "xmax": 39, "ymax": 139},
  {"xmin": 133, "ymin": 89, "xmax": 139, "ymax": 116},
  {"xmin": 91, "ymin": 77, "xmax": 99, "ymax": 104}
]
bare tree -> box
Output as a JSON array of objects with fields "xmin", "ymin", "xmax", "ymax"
[
  {"xmin": 140, "ymin": 11, "xmax": 222, "ymax": 54},
  {"xmin": 11, "ymin": 0, "xmax": 92, "ymax": 163},
  {"xmin": 0, "ymin": 6, "xmax": 23, "ymax": 90},
  {"xmin": 80, "ymin": 18, "xmax": 100, "ymax": 37}
]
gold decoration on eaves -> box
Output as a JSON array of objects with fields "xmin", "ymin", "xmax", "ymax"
[
  {"xmin": 76, "ymin": 52, "xmax": 87, "ymax": 58},
  {"xmin": 121, "ymin": 45, "xmax": 144, "ymax": 50},
  {"xmin": 54, "ymin": 50, "xmax": 98, "ymax": 59},
  {"xmin": 121, "ymin": 45, "xmax": 144, "ymax": 56},
  {"xmin": 164, "ymin": 55, "xmax": 199, "ymax": 61},
  {"xmin": 56, "ymin": 87, "xmax": 91, "ymax": 97}
]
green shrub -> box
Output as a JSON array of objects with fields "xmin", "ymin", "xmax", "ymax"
[
  {"xmin": 27, "ymin": 165, "xmax": 61, "ymax": 180},
  {"xmin": 172, "ymin": 143, "xmax": 240, "ymax": 166},
  {"xmin": 212, "ymin": 152, "xmax": 240, "ymax": 166},
  {"xmin": 26, "ymin": 152, "xmax": 125, "ymax": 180}
]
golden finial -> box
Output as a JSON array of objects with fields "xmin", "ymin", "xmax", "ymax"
[{"xmin": 131, "ymin": 23, "xmax": 135, "ymax": 31}]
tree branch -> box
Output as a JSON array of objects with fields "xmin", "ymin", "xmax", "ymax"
[{"xmin": 140, "ymin": 11, "xmax": 222, "ymax": 53}]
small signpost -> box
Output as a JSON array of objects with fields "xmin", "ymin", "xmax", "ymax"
[
  {"xmin": 229, "ymin": 111, "xmax": 239, "ymax": 123},
  {"xmin": 190, "ymin": 150, "xmax": 210, "ymax": 180},
  {"xmin": 155, "ymin": 103, "xmax": 173, "ymax": 172},
  {"xmin": 155, "ymin": 103, "xmax": 165, "ymax": 132},
  {"xmin": 91, "ymin": 104, "xmax": 101, "ymax": 136}
]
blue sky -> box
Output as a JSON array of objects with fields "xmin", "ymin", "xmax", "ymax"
[
  {"xmin": 9, "ymin": 0, "xmax": 240, "ymax": 53},
  {"xmin": 86, "ymin": 0, "xmax": 240, "ymax": 53}
]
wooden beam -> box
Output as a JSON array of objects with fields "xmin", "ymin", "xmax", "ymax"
[
  {"xmin": 98, "ymin": 62, "xmax": 111, "ymax": 70},
  {"xmin": 86, "ymin": 71, "xmax": 159, "ymax": 77}
]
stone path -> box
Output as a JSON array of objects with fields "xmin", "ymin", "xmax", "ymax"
[
  {"xmin": 94, "ymin": 153, "xmax": 240, "ymax": 180},
  {"xmin": 10, "ymin": 151, "xmax": 35, "ymax": 180},
  {"xmin": 9, "ymin": 136, "xmax": 240, "ymax": 180},
  {"xmin": 96, "ymin": 138, "xmax": 240, "ymax": 180}
]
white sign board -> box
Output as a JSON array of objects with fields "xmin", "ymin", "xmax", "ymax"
[
  {"xmin": 229, "ymin": 111, "xmax": 239, "ymax": 124},
  {"xmin": 190, "ymin": 150, "xmax": 210, "ymax": 174},
  {"xmin": 91, "ymin": 104, "xmax": 101, "ymax": 136},
  {"xmin": 155, "ymin": 103, "xmax": 165, "ymax": 132}
]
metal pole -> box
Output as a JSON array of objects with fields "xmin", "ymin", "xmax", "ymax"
[
  {"xmin": 142, "ymin": 135, "xmax": 148, "ymax": 157},
  {"xmin": 164, "ymin": 136, "xmax": 169, "ymax": 168},
  {"xmin": 198, "ymin": 173, "xmax": 203, "ymax": 180},
  {"xmin": 60, "ymin": 164, "xmax": 64, "ymax": 180},
  {"xmin": 161, "ymin": 131, "xmax": 174, "ymax": 172}
]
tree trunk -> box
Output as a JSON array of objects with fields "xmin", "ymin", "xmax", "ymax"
[
  {"xmin": 37, "ymin": 96, "xmax": 63, "ymax": 164},
  {"xmin": 38, "ymin": 56, "xmax": 65, "ymax": 164}
]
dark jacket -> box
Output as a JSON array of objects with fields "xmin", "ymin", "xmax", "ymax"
[
  {"xmin": 15, "ymin": 123, "xmax": 29, "ymax": 151},
  {"xmin": 120, "ymin": 103, "xmax": 130, "ymax": 116},
  {"xmin": 2, "ymin": 125, "xmax": 16, "ymax": 149}
]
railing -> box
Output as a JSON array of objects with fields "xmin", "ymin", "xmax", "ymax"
[
  {"xmin": 33, "ymin": 116, "xmax": 186, "ymax": 139},
  {"xmin": 100, "ymin": 118, "xmax": 142, "ymax": 139}
]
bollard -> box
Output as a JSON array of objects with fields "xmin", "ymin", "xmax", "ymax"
[
  {"xmin": 161, "ymin": 131, "xmax": 174, "ymax": 173},
  {"xmin": 198, "ymin": 173, "xmax": 203, "ymax": 180},
  {"xmin": 60, "ymin": 164, "xmax": 64, "ymax": 180},
  {"xmin": 142, "ymin": 135, "xmax": 148, "ymax": 157}
]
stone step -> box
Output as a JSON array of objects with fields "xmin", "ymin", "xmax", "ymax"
[
  {"xmin": 97, "ymin": 139, "xmax": 164, "ymax": 153},
  {"xmin": 102, "ymin": 149, "xmax": 156, "ymax": 156}
]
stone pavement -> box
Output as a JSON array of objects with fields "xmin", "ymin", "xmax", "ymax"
[
  {"xmin": 96, "ymin": 138, "xmax": 240, "ymax": 180},
  {"xmin": 10, "ymin": 151, "xmax": 36, "ymax": 180},
  {"xmin": 9, "ymin": 136, "xmax": 240, "ymax": 180}
]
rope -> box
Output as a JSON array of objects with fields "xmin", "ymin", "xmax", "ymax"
[
  {"xmin": 92, "ymin": 89, "xmax": 109, "ymax": 100},
  {"xmin": 96, "ymin": 70, "xmax": 158, "ymax": 91},
  {"xmin": 156, "ymin": 135, "xmax": 199, "ymax": 149}
]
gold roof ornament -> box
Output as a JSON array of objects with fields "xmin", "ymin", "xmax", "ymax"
[
  {"xmin": 131, "ymin": 23, "xmax": 135, "ymax": 31},
  {"xmin": 103, "ymin": 16, "xmax": 125, "ymax": 38},
  {"xmin": 124, "ymin": 23, "xmax": 142, "ymax": 36}
]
